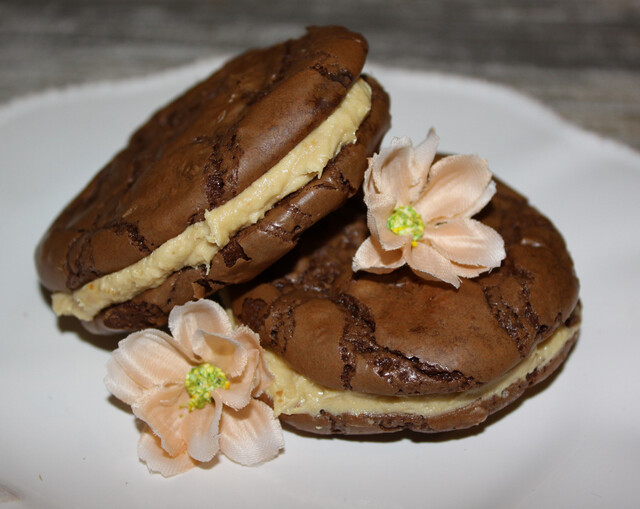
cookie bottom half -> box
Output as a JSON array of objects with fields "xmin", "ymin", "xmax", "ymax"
[{"xmin": 266, "ymin": 305, "xmax": 580, "ymax": 435}]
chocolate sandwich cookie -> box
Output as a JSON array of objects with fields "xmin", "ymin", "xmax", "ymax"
[
  {"xmin": 231, "ymin": 180, "xmax": 581, "ymax": 434},
  {"xmin": 35, "ymin": 26, "xmax": 391, "ymax": 333}
]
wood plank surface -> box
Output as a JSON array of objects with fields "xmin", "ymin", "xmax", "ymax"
[{"xmin": 1, "ymin": 0, "xmax": 639, "ymax": 149}]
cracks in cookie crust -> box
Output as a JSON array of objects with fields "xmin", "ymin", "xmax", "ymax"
[
  {"xmin": 239, "ymin": 297, "xmax": 269, "ymax": 335},
  {"xmin": 220, "ymin": 238, "xmax": 251, "ymax": 268},
  {"xmin": 256, "ymin": 201, "xmax": 314, "ymax": 242},
  {"xmin": 65, "ymin": 230, "xmax": 99, "ymax": 290},
  {"xmin": 235, "ymin": 175, "xmax": 576, "ymax": 399},
  {"xmin": 338, "ymin": 343, "xmax": 356, "ymax": 391},
  {"xmin": 65, "ymin": 220, "xmax": 152, "ymax": 290},
  {"xmin": 113, "ymin": 221, "xmax": 153, "ymax": 253},
  {"xmin": 204, "ymin": 137, "xmax": 228, "ymax": 209},
  {"xmin": 482, "ymin": 262, "xmax": 543, "ymax": 357},
  {"xmin": 333, "ymin": 291, "xmax": 476, "ymax": 393},
  {"xmin": 102, "ymin": 301, "xmax": 165, "ymax": 330},
  {"xmin": 41, "ymin": 28, "xmax": 382, "ymax": 334},
  {"xmin": 310, "ymin": 62, "xmax": 354, "ymax": 89},
  {"xmin": 261, "ymin": 303, "xmax": 296, "ymax": 356},
  {"xmin": 203, "ymin": 38, "xmax": 319, "ymax": 211},
  {"xmin": 319, "ymin": 409, "xmax": 345, "ymax": 434},
  {"xmin": 375, "ymin": 352, "xmax": 477, "ymax": 393}
]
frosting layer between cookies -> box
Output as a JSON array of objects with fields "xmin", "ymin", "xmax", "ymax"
[
  {"xmin": 265, "ymin": 321, "xmax": 578, "ymax": 419},
  {"xmin": 52, "ymin": 78, "xmax": 372, "ymax": 321}
]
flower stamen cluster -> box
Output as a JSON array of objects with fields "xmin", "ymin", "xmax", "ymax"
[
  {"xmin": 387, "ymin": 205, "xmax": 425, "ymax": 246},
  {"xmin": 185, "ymin": 363, "xmax": 229, "ymax": 411}
]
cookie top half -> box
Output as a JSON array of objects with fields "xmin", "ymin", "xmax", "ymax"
[
  {"xmin": 35, "ymin": 26, "xmax": 391, "ymax": 332},
  {"xmin": 232, "ymin": 180, "xmax": 580, "ymax": 396}
]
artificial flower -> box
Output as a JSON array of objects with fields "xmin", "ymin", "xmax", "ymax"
[
  {"xmin": 352, "ymin": 129, "xmax": 505, "ymax": 286},
  {"xmin": 104, "ymin": 299, "xmax": 284, "ymax": 477}
]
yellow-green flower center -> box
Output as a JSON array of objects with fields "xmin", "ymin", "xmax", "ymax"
[
  {"xmin": 185, "ymin": 363, "xmax": 229, "ymax": 411},
  {"xmin": 387, "ymin": 205, "xmax": 425, "ymax": 245}
]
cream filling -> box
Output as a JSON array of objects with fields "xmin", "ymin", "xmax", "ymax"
[
  {"xmin": 53, "ymin": 79, "xmax": 372, "ymax": 321},
  {"xmin": 265, "ymin": 322, "xmax": 579, "ymax": 418}
]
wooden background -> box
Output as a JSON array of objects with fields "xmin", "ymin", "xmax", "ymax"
[{"xmin": 1, "ymin": 0, "xmax": 639, "ymax": 150}]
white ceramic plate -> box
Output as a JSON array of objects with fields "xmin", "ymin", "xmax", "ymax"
[{"xmin": 1, "ymin": 60, "xmax": 639, "ymax": 509}]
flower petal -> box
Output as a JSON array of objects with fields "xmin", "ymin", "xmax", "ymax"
[
  {"xmin": 215, "ymin": 349, "xmax": 260, "ymax": 410},
  {"xmin": 450, "ymin": 262, "xmax": 491, "ymax": 279},
  {"xmin": 363, "ymin": 185, "xmax": 394, "ymax": 227},
  {"xmin": 405, "ymin": 241, "xmax": 461, "ymax": 287},
  {"xmin": 232, "ymin": 326, "xmax": 274, "ymax": 396},
  {"xmin": 365, "ymin": 198, "xmax": 407, "ymax": 252},
  {"xmin": 218, "ymin": 399, "xmax": 284, "ymax": 466},
  {"xmin": 181, "ymin": 399, "xmax": 222, "ymax": 462},
  {"xmin": 425, "ymin": 218, "xmax": 506, "ymax": 268},
  {"xmin": 104, "ymin": 355, "xmax": 144, "ymax": 406},
  {"xmin": 363, "ymin": 161, "xmax": 403, "ymax": 251},
  {"xmin": 107, "ymin": 330, "xmax": 191, "ymax": 397},
  {"xmin": 193, "ymin": 329, "xmax": 247, "ymax": 379},
  {"xmin": 138, "ymin": 425, "xmax": 197, "ymax": 477},
  {"xmin": 352, "ymin": 236, "xmax": 405, "ymax": 274},
  {"xmin": 415, "ymin": 154, "xmax": 493, "ymax": 221},
  {"xmin": 407, "ymin": 128, "xmax": 439, "ymax": 203},
  {"xmin": 132, "ymin": 384, "xmax": 189, "ymax": 457},
  {"xmin": 465, "ymin": 179, "xmax": 497, "ymax": 218},
  {"xmin": 231, "ymin": 324, "xmax": 261, "ymax": 352},
  {"xmin": 168, "ymin": 300, "xmax": 234, "ymax": 361},
  {"xmin": 368, "ymin": 137, "xmax": 416, "ymax": 205}
]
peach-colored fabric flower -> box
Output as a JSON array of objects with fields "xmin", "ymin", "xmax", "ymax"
[
  {"xmin": 104, "ymin": 300, "xmax": 284, "ymax": 477},
  {"xmin": 353, "ymin": 129, "xmax": 505, "ymax": 287}
]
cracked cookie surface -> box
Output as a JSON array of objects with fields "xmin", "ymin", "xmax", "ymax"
[
  {"xmin": 35, "ymin": 26, "xmax": 390, "ymax": 332},
  {"xmin": 232, "ymin": 180, "xmax": 580, "ymax": 396}
]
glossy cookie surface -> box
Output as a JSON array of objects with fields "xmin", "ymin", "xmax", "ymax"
[
  {"xmin": 35, "ymin": 26, "xmax": 390, "ymax": 331},
  {"xmin": 232, "ymin": 181, "xmax": 580, "ymax": 433}
]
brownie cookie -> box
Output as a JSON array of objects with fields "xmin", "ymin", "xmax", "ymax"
[
  {"xmin": 35, "ymin": 26, "xmax": 391, "ymax": 333},
  {"xmin": 231, "ymin": 180, "xmax": 580, "ymax": 434}
]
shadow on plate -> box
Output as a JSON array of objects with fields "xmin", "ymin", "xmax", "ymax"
[
  {"xmin": 38, "ymin": 283, "xmax": 125, "ymax": 350},
  {"xmin": 56, "ymin": 314, "xmax": 126, "ymax": 350}
]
